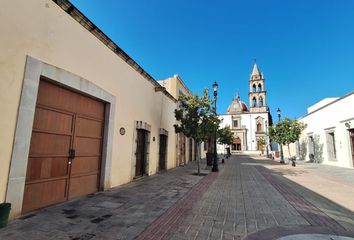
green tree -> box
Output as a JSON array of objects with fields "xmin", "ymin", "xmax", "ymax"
[
  {"xmin": 174, "ymin": 89, "xmax": 216, "ymax": 174},
  {"xmin": 256, "ymin": 137, "xmax": 266, "ymax": 154},
  {"xmin": 201, "ymin": 113, "xmax": 220, "ymax": 164},
  {"xmin": 268, "ymin": 118, "xmax": 307, "ymax": 157},
  {"xmin": 217, "ymin": 126, "xmax": 234, "ymax": 145}
]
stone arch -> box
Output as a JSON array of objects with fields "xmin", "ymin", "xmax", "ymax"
[
  {"xmin": 252, "ymin": 97, "xmax": 257, "ymax": 107},
  {"xmin": 259, "ymin": 96, "xmax": 263, "ymax": 107}
]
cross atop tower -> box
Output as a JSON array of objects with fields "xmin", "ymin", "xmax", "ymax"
[
  {"xmin": 233, "ymin": 89, "xmax": 240, "ymax": 101},
  {"xmin": 251, "ymin": 62, "xmax": 262, "ymax": 80}
]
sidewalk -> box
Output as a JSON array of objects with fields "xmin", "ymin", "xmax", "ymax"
[
  {"xmin": 263, "ymin": 159, "xmax": 354, "ymax": 212},
  {"xmin": 0, "ymin": 161, "xmax": 208, "ymax": 240},
  {"xmin": 1, "ymin": 156, "xmax": 354, "ymax": 240},
  {"xmin": 166, "ymin": 155, "xmax": 354, "ymax": 240}
]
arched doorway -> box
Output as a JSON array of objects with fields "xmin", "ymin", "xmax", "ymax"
[{"xmin": 232, "ymin": 137, "xmax": 242, "ymax": 151}]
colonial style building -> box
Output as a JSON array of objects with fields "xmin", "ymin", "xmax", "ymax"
[
  {"xmin": 158, "ymin": 75, "xmax": 196, "ymax": 166},
  {"xmin": 0, "ymin": 0, "xmax": 190, "ymax": 218},
  {"xmin": 217, "ymin": 62, "xmax": 273, "ymax": 154},
  {"xmin": 284, "ymin": 91, "xmax": 354, "ymax": 168}
]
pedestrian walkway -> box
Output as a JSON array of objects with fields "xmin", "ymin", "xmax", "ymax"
[
  {"xmin": 0, "ymin": 162, "xmax": 208, "ymax": 240},
  {"xmin": 165, "ymin": 155, "xmax": 354, "ymax": 240},
  {"xmin": 1, "ymin": 155, "xmax": 354, "ymax": 240},
  {"xmin": 263, "ymin": 160, "xmax": 354, "ymax": 212}
]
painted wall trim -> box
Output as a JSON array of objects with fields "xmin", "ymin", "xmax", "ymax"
[
  {"xmin": 131, "ymin": 121, "xmax": 152, "ymax": 178},
  {"xmin": 52, "ymin": 0, "xmax": 177, "ymax": 103},
  {"xmin": 6, "ymin": 56, "xmax": 116, "ymax": 218}
]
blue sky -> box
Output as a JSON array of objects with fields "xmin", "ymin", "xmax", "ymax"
[{"xmin": 70, "ymin": 0, "xmax": 354, "ymax": 119}]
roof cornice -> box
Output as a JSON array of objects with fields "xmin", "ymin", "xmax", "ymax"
[
  {"xmin": 52, "ymin": 0, "xmax": 177, "ymax": 103},
  {"xmin": 299, "ymin": 90, "xmax": 354, "ymax": 120}
]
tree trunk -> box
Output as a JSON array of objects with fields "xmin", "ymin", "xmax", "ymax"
[
  {"xmin": 287, "ymin": 144, "xmax": 291, "ymax": 158},
  {"xmin": 207, "ymin": 137, "xmax": 213, "ymax": 166},
  {"xmin": 196, "ymin": 143, "xmax": 201, "ymax": 175}
]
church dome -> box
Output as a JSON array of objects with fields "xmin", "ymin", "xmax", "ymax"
[
  {"xmin": 227, "ymin": 96, "xmax": 248, "ymax": 114},
  {"xmin": 240, "ymin": 102, "xmax": 248, "ymax": 111}
]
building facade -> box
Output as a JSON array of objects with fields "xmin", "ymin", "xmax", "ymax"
[
  {"xmin": 285, "ymin": 92, "xmax": 354, "ymax": 168},
  {"xmin": 0, "ymin": 0, "xmax": 186, "ymax": 218},
  {"xmin": 159, "ymin": 75, "xmax": 196, "ymax": 166},
  {"xmin": 216, "ymin": 63, "xmax": 273, "ymax": 155}
]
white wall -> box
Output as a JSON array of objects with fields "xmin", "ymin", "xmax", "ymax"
[
  {"xmin": 298, "ymin": 92, "xmax": 354, "ymax": 168},
  {"xmin": 241, "ymin": 113, "xmax": 269, "ymax": 151},
  {"xmin": 217, "ymin": 113, "xmax": 270, "ymax": 153}
]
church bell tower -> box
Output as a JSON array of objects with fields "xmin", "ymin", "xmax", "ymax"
[{"xmin": 248, "ymin": 61, "xmax": 267, "ymax": 113}]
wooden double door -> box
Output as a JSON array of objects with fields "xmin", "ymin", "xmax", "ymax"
[
  {"xmin": 23, "ymin": 80, "xmax": 105, "ymax": 213},
  {"xmin": 135, "ymin": 129, "xmax": 148, "ymax": 177},
  {"xmin": 159, "ymin": 135, "xmax": 167, "ymax": 171},
  {"xmin": 178, "ymin": 133, "xmax": 186, "ymax": 165}
]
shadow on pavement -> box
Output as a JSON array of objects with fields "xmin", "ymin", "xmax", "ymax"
[{"xmin": 248, "ymin": 157, "xmax": 354, "ymax": 239}]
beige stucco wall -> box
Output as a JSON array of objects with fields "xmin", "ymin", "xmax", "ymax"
[
  {"xmin": 159, "ymin": 78, "xmax": 177, "ymax": 99},
  {"xmin": 176, "ymin": 77, "xmax": 195, "ymax": 163},
  {"xmin": 0, "ymin": 0, "xmax": 177, "ymax": 204},
  {"xmin": 160, "ymin": 76, "xmax": 197, "ymax": 164}
]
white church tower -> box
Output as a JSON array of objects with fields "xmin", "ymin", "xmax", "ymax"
[
  {"xmin": 216, "ymin": 61, "xmax": 273, "ymax": 155},
  {"xmin": 249, "ymin": 61, "xmax": 267, "ymax": 113}
]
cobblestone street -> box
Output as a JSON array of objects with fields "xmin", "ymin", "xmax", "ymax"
[
  {"xmin": 1, "ymin": 156, "xmax": 354, "ymax": 240},
  {"xmin": 2, "ymin": 1, "xmax": 354, "ymax": 240},
  {"xmin": 166, "ymin": 156, "xmax": 354, "ymax": 240}
]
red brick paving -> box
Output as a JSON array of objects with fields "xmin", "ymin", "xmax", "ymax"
[{"xmin": 136, "ymin": 172, "xmax": 219, "ymax": 240}]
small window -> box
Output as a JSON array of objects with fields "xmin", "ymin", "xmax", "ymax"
[
  {"xmin": 258, "ymin": 84, "xmax": 262, "ymax": 92},
  {"xmin": 252, "ymin": 84, "xmax": 256, "ymax": 93},
  {"xmin": 257, "ymin": 123, "xmax": 262, "ymax": 132},
  {"xmin": 233, "ymin": 120, "xmax": 238, "ymax": 128}
]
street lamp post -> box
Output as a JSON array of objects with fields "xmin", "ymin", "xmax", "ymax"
[
  {"xmin": 265, "ymin": 120, "xmax": 269, "ymax": 158},
  {"xmin": 277, "ymin": 108, "xmax": 285, "ymax": 163},
  {"xmin": 220, "ymin": 117, "xmax": 225, "ymax": 156},
  {"xmin": 212, "ymin": 81, "xmax": 219, "ymax": 172}
]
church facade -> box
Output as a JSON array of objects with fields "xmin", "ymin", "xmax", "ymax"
[{"xmin": 217, "ymin": 62, "xmax": 273, "ymax": 154}]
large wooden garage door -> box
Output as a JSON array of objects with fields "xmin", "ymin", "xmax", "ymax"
[{"xmin": 22, "ymin": 80, "xmax": 105, "ymax": 213}]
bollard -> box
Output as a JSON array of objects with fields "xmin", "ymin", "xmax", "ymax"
[
  {"xmin": 290, "ymin": 157, "xmax": 296, "ymax": 167},
  {"xmin": 0, "ymin": 203, "xmax": 11, "ymax": 228}
]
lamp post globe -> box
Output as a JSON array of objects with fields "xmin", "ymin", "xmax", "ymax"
[
  {"xmin": 265, "ymin": 120, "xmax": 269, "ymax": 158},
  {"xmin": 212, "ymin": 81, "xmax": 219, "ymax": 172},
  {"xmin": 213, "ymin": 81, "xmax": 218, "ymax": 97},
  {"xmin": 277, "ymin": 108, "xmax": 285, "ymax": 163}
]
